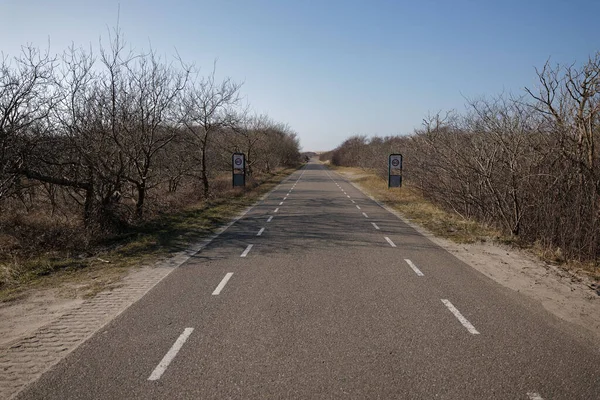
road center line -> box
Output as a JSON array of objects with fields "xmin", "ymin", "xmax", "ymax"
[
  {"xmin": 441, "ymin": 299, "xmax": 480, "ymax": 334},
  {"xmin": 347, "ymin": 195, "xmax": 351, "ymax": 198},
  {"xmin": 147, "ymin": 328, "xmax": 194, "ymax": 381},
  {"xmin": 356, "ymin": 205, "xmax": 361, "ymax": 210},
  {"xmin": 351, "ymin": 200, "xmax": 356, "ymax": 203},
  {"xmin": 362, "ymin": 212, "xmax": 369, "ymax": 218},
  {"xmin": 279, "ymin": 201, "xmax": 284, "ymax": 205},
  {"xmin": 267, "ymin": 216, "xmax": 273, "ymax": 222},
  {"xmin": 240, "ymin": 244, "xmax": 253, "ymax": 257},
  {"xmin": 384, "ymin": 237, "xmax": 396, "ymax": 247},
  {"xmin": 257, "ymin": 227, "xmax": 265, "ymax": 236},
  {"xmin": 212, "ymin": 272, "xmax": 233, "ymax": 295},
  {"xmin": 274, "ymin": 207, "xmax": 279, "ymax": 213},
  {"xmin": 371, "ymin": 222, "xmax": 380, "ymax": 230},
  {"xmin": 404, "ymin": 259, "xmax": 424, "ymax": 276}
]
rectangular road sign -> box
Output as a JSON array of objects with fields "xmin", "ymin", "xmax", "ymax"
[
  {"xmin": 388, "ymin": 154, "xmax": 403, "ymax": 188},
  {"xmin": 232, "ymin": 153, "xmax": 246, "ymax": 187}
]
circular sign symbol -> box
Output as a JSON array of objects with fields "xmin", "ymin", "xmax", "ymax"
[
  {"xmin": 235, "ymin": 157, "xmax": 242, "ymax": 166},
  {"xmin": 391, "ymin": 159, "xmax": 400, "ymax": 167}
]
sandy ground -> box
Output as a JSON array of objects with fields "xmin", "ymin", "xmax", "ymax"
[
  {"xmin": 2, "ymin": 177, "xmax": 600, "ymax": 348},
  {"xmin": 428, "ymin": 236, "xmax": 600, "ymax": 339},
  {"xmin": 0, "ymin": 289, "xmax": 84, "ymax": 347}
]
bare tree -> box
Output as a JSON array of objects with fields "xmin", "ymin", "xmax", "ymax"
[
  {"xmin": 525, "ymin": 55, "xmax": 600, "ymax": 194},
  {"xmin": 525, "ymin": 54, "xmax": 600, "ymax": 258},
  {"xmin": 0, "ymin": 27, "xmax": 302, "ymax": 264},
  {"xmin": 182, "ymin": 66, "xmax": 243, "ymax": 197},
  {"xmin": 323, "ymin": 53, "xmax": 600, "ymax": 263},
  {"xmin": 119, "ymin": 48, "xmax": 190, "ymax": 217},
  {"xmin": 0, "ymin": 45, "xmax": 57, "ymax": 203}
]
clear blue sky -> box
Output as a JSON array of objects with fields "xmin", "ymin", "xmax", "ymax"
[{"xmin": 1, "ymin": 0, "xmax": 599, "ymax": 151}]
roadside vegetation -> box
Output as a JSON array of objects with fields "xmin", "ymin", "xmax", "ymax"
[
  {"xmin": 0, "ymin": 28, "xmax": 302, "ymax": 299},
  {"xmin": 321, "ymin": 52, "xmax": 600, "ymax": 280}
]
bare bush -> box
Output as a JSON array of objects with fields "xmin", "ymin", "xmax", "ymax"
[
  {"xmin": 0, "ymin": 29, "xmax": 301, "ymax": 265},
  {"xmin": 0, "ymin": 46, "xmax": 57, "ymax": 205},
  {"xmin": 325, "ymin": 52, "xmax": 600, "ymax": 263}
]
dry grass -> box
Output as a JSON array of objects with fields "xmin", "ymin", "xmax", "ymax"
[{"xmin": 0, "ymin": 168, "xmax": 298, "ymax": 302}]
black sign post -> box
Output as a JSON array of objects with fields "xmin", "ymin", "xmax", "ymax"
[
  {"xmin": 232, "ymin": 153, "xmax": 246, "ymax": 187},
  {"xmin": 388, "ymin": 154, "xmax": 403, "ymax": 188}
]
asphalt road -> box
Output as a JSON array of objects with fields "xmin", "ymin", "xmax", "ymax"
[{"xmin": 17, "ymin": 160, "xmax": 600, "ymax": 399}]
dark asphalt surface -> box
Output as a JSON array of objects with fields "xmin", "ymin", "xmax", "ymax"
[{"xmin": 18, "ymin": 160, "xmax": 600, "ymax": 399}]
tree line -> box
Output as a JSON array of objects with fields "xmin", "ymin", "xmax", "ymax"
[
  {"xmin": 0, "ymin": 29, "xmax": 301, "ymax": 246},
  {"xmin": 322, "ymin": 53, "xmax": 600, "ymax": 264}
]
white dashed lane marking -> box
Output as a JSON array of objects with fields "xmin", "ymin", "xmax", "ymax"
[
  {"xmin": 527, "ymin": 393, "xmax": 544, "ymax": 400},
  {"xmin": 257, "ymin": 228, "xmax": 265, "ymax": 236},
  {"xmin": 240, "ymin": 244, "xmax": 253, "ymax": 257},
  {"xmin": 212, "ymin": 273, "xmax": 233, "ymax": 295},
  {"xmin": 148, "ymin": 328, "xmax": 194, "ymax": 381},
  {"xmin": 384, "ymin": 237, "xmax": 396, "ymax": 247},
  {"xmin": 371, "ymin": 222, "xmax": 380, "ymax": 230},
  {"xmin": 404, "ymin": 259, "xmax": 424, "ymax": 276},
  {"xmin": 267, "ymin": 216, "xmax": 273, "ymax": 222},
  {"xmin": 362, "ymin": 212, "xmax": 369, "ymax": 218},
  {"xmin": 441, "ymin": 299, "xmax": 480, "ymax": 335}
]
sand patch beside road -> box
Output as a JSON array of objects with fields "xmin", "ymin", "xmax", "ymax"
[
  {"xmin": 0, "ymin": 290, "xmax": 84, "ymax": 347},
  {"xmin": 432, "ymin": 238, "xmax": 600, "ymax": 339}
]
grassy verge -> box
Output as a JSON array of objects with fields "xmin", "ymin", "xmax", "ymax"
[
  {"xmin": 330, "ymin": 165, "xmax": 600, "ymax": 281},
  {"xmin": 0, "ymin": 168, "xmax": 298, "ymax": 302}
]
